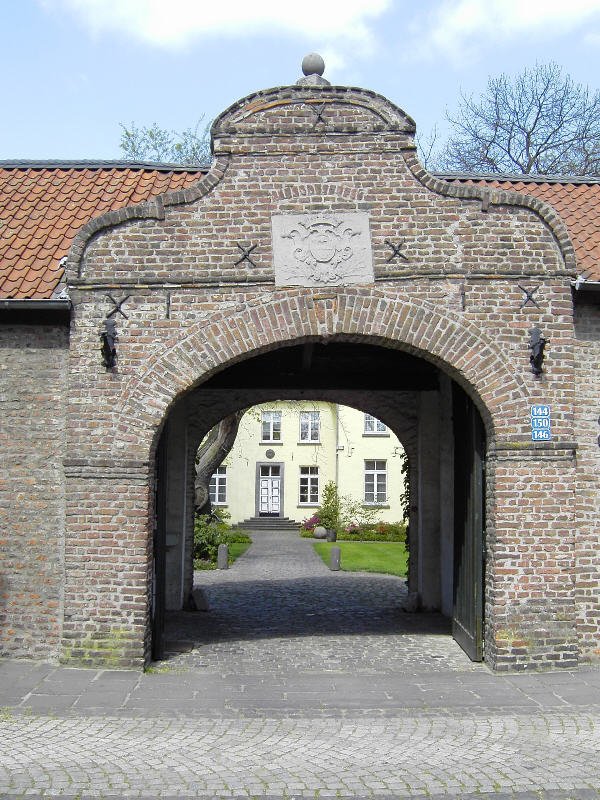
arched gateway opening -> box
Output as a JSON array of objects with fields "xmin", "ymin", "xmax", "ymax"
[
  {"xmin": 152, "ymin": 336, "xmax": 488, "ymax": 665},
  {"xmin": 52, "ymin": 68, "xmax": 582, "ymax": 674}
]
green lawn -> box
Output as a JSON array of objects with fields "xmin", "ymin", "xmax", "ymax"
[
  {"xmin": 229, "ymin": 541, "xmax": 252, "ymax": 562},
  {"xmin": 313, "ymin": 541, "xmax": 408, "ymax": 578}
]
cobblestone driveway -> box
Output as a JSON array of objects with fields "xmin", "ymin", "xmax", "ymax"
[{"xmin": 0, "ymin": 529, "xmax": 598, "ymax": 799}]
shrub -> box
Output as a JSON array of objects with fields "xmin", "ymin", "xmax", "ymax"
[
  {"xmin": 337, "ymin": 521, "xmax": 407, "ymax": 542},
  {"xmin": 319, "ymin": 481, "xmax": 341, "ymax": 530},
  {"xmin": 299, "ymin": 483, "xmax": 407, "ymax": 543},
  {"xmin": 299, "ymin": 512, "xmax": 321, "ymax": 537},
  {"xmin": 339, "ymin": 496, "xmax": 381, "ymax": 533},
  {"xmin": 193, "ymin": 509, "xmax": 251, "ymax": 565}
]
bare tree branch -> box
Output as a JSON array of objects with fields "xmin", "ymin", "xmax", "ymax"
[
  {"xmin": 439, "ymin": 63, "xmax": 600, "ymax": 176},
  {"xmin": 415, "ymin": 125, "xmax": 442, "ymax": 170}
]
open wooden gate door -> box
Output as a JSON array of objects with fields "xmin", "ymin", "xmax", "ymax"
[
  {"xmin": 452, "ymin": 385, "xmax": 485, "ymax": 661},
  {"xmin": 151, "ymin": 425, "xmax": 168, "ymax": 661}
]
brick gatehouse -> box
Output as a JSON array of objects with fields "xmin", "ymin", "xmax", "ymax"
[{"xmin": 1, "ymin": 60, "xmax": 599, "ymax": 671}]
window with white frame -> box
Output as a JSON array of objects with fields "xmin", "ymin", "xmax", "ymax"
[
  {"xmin": 364, "ymin": 413, "xmax": 387, "ymax": 434},
  {"xmin": 261, "ymin": 410, "xmax": 282, "ymax": 442},
  {"xmin": 364, "ymin": 460, "xmax": 387, "ymax": 504},
  {"xmin": 209, "ymin": 466, "xmax": 227, "ymax": 505},
  {"xmin": 299, "ymin": 411, "xmax": 320, "ymax": 442},
  {"xmin": 299, "ymin": 466, "xmax": 319, "ymax": 505}
]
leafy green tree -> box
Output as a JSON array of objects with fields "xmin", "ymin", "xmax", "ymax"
[{"xmin": 119, "ymin": 118, "xmax": 211, "ymax": 166}]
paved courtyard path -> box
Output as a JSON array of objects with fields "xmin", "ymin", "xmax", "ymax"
[
  {"xmin": 165, "ymin": 528, "xmax": 483, "ymax": 675},
  {"xmin": 0, "ymin": 529, "xmax": 599, "ymax": 800}
]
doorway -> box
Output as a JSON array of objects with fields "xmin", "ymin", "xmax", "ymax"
[
  {"xmin": 257, "ymin": 463, "xmax": 283, "ymax": 516},
  {"xmin": 151, "ymin": 340, "xmax": 488, "ymax": 665}
]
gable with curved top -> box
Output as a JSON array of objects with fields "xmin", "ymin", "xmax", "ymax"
[
  {"xmin": 65, "ymin": 84, "xmax": 576, "ymax": 286},
  {"xmin": 211, "ymin": 84, "xmax": 416, "ymax": 139}
]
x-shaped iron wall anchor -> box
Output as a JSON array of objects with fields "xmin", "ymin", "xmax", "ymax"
[
  {"xmin": 235, "ymin": 243, "xmax": 258, "ymax": 267},
  {"xmin": 105, "ymin": 293, "xmax": 131, "ymax": 319},
  {"xmin": 518, "ymin": 285, "xmax": 541, "ymax": 309},
  {"xmin": 312, "ymin": 104, "xmax": 326, "ymax": 125},
  {"xmin": 385, "ymin": 238, "xmax": 408, "ymax": 263}
]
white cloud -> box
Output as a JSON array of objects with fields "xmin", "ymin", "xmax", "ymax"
[
  {"xmin": 40, "ymin": 0, "xmax": 390, "ymax": 54},
  {"xmin": 412, "ymin": 0, "xmax": 600, "ymax": 63}
]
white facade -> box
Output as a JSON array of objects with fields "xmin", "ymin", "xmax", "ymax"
[{"xmin": 209, "ymin": 402, "xmax": 406, "ymax": 525}]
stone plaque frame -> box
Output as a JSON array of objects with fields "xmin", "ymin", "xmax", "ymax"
[{"xmin": 272, "ymin": 212, "xmax": 373, "ymax": 287}]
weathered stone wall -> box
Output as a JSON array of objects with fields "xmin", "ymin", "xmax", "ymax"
[
  {"xmin": 0, "ymin": 324, "xmax": 68, "ymax": 658},
  {"xmin": 54, "ymin": 84, "xmax": 590, "ymax": 669}
]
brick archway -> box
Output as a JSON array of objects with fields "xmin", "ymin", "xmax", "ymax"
[
  {"xmin": 115, "ymin": 287, "xmax": 527, "ymax": 460},
  {"xmin": 60, "ymin": 288, "xmax": 536, "ymax": 670}
]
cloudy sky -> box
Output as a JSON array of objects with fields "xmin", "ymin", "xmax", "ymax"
[{"xmin": 3, "ymin": 0, "xmax": 600, "ymax": 159}]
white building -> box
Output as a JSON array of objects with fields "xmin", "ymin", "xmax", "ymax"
[{"xmin": 208, "ymin": 401, "xmax": 406, "ymax": 526}]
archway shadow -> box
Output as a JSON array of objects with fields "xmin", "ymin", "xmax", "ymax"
[{"xmin": 164, "ymin": 575, "xmax": 452, "ymax": 647}]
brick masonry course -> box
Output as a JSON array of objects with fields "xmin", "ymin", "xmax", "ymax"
[{"xmin": 0, "ymin": 325, "xmax": 68, "ymax": 660}]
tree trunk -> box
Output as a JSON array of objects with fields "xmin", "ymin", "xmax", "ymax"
[{"xmin": 194, "ymin": 411, "xmax": 244, "ymax": 513}]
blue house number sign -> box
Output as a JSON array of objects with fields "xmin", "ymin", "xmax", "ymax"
[{"xmin": 531, "ymin": 404, "xmax": 552, "ymax": 441}]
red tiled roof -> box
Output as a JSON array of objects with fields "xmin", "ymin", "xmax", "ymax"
[
  {"xmin": 0, "ymin": 162, "xmax": 205, "ymax": 299},
  {"xmin": 444, "ymin": 175, "xmax": 600, "ymax": 282},
  {"xmin": 1, "ymin": 164, "xmax": 599, "ymax": 300}
]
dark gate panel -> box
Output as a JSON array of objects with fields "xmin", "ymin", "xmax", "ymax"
[
  {"xmin": 151, "ymin": 425, "xmax": 168, "ymax": 661},
  {"xmin": 452, "ymin": 385, "xmax": 485, "ymax": 661}
]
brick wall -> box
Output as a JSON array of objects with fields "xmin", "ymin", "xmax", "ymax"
[
  {"xmin": 486, "ymin": 452, "xmax": 578, "ymax": 669},
  {"xmin": 0, "ymin": 324, "xmax": 68, "ymax": 658},
  {"xmin": 16, "ymin": 83, "xmax": 591, "ymax": 669},
  {"xmin": 574, "ymin": 301, "xmax": 600, "ymax": 662},
  {"xmin": 61, "ymin": 471, "xmax": 150, "ymax": 667}
]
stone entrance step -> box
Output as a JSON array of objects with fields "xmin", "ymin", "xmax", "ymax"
[{"xmin": 233, "ymin": 516, "xmax": 300, "ymax": 531}]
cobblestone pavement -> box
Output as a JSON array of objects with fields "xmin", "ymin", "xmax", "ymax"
[
  {"xmin": 1, "ymin": 712, "xmax": 599, "ymax": 799},
  {"xmin": 166, "ymin": 529, "xmax": 484, "ymax": 674},
  {"xmin": 0, "ymin": 530, "xmax": 599, "ymax": 799}
]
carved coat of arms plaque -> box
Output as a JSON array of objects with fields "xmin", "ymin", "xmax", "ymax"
[{"xmin": 272, "ymin": 212, "xmax": 373, "ymax": 286}]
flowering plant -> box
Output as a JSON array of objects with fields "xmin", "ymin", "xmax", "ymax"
[{"xmin": 301, "ymin": 513, "xmax": 320, "ymax": 532}]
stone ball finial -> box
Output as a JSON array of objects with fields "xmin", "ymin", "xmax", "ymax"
[{"xmin": 302, "ymin": 53, "xmax": 325, "ymax": 77}]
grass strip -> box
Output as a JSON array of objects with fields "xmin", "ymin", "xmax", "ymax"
[
  {"xmin": 228, "ymin": 541, "xmax": 252, "ymax": 562},
  {"xmin": 313, "ymin": 541, "xmax": 408, "ymax": 578}
]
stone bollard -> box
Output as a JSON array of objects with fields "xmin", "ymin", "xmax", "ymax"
[
  {"xmin": 191, "ymin": 587, "xmax": 210, "ymax": 611},
  {"xmin": 330, "ymin": 545, "xmax": 341, "ymax": 571},
  {"xmin": 217, "ymin": 543, "xmax": 229, "ymax": 570}
]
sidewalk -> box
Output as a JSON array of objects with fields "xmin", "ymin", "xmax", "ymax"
[
  {"xmin": 1, "ymin": 657, "xmax": 599, "ymax": 717},
  {"xmin": 1, "ymin": 530, "xmax": 599, "ymax": 799}
]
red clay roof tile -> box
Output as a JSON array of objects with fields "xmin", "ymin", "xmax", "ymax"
[{"xmin": 0, "ymin": 163, "xmax": 204, "ymax": 298}]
